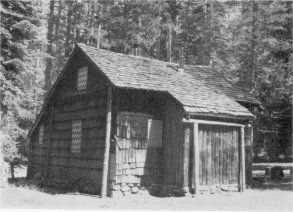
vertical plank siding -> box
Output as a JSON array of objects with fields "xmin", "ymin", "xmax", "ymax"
[{"xmin": 198, "ymin": 125, "xmax": 240, "ymax": 187}]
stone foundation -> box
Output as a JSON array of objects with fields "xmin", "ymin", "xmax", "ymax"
[
  {"xmin": 108, "ymin": 183, "xmax": 186, "ymax": 197},
  {"xmin": 108, "ymin": 182, "xmax": 240, "ymax": 197}
]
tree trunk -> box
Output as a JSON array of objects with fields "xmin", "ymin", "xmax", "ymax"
[
  {"xmin": 33, "ymin": 49, "xmax": 40, "ymax": 113},
  {"xmin": 87, "ymin": 2, "xmax": 95, "ymax": 46},
  {"xmin": 65, "ymin": 2, "xmax": 73, "ymax": 57},
  {"xmin": 76, "ymin": 28, "xmax": 80, "ymax": 42},
  {"xmin": 250, "ymin": 0, "xmax": 258, "ymax": 90},
  {"xmin": 86, "ymin": 2, "xmax": 91, "ymax": 44},
  {"xmin": 54, "ymin": 0, "xmax": 62, "ymax": 41},
  {"xmin": 209, "ymin": 1, "xmax": 214, "ymax": 67},
  {"xmin": 157, "ymin": 33, "xmax": 161, "ymax": 60},
  {"xmin": 138, "ymin": 16, "xmax": 142, "ymax": 55},
  {"xmin": 167, "ymin": 25, "xmax": 172, "ymax": 62},
  {"xmin": 10, "ymin": 163, "xmax": 14, "ymax": 180},
  {"xmin": 44, "ymin": 0, "xmax": 55, "ymax": 94},
  {"xmin": 97, "ymin": 24, "xmax": 102, "ymax": 49}
]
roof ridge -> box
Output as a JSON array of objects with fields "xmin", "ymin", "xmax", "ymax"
[
  {"xmin": 77, "ymin": 43, "xmax": 216, "ymax": 70},
  {"xmin": 77, "ymin": 43, "xmax": 180, "ymax": 66},
  {"xmin": 78, "ymin": 44, "xmax": 217, "ymax": 70}
]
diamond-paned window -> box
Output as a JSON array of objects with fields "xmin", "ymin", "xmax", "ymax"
[
  {"xmin": 77, "ymin": 67, "xmax": 88, "ymax": 91},
  {"xmin": 71, "ymin": 120, "xmax": 82, "ymax": 153},
  {"xmin": 39, "ymin": 125, "xmax": 44, "ymax": 145}
]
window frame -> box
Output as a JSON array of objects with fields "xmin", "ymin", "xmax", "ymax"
[
  {"xmin": 39, "ymin": 124, "xmax": 44, "ymax": 145},
  {"xmin": 77, "ymin": 66, "xmax": 88, "ymax": 92},
  {"xmin": 71, "ymin": 120, "xmax": 82, "ymax": 154}
]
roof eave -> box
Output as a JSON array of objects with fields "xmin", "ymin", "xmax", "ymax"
[
  {"xmin": 236, "ymin": 99, "xmax": 263, "ymax": 110},
  {"xmin": 187, "ymin": 111, "xmax": 255, "ymax": 121}
]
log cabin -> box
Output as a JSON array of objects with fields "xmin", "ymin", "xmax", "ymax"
[{"xmin": 27, "ymin": 43, "xmax": 261, "ymax": 196}]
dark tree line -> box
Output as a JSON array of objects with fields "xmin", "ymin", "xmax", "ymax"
[{"xmin": 1, "ymin": 0, "xmax": 292, "ymax": 163}]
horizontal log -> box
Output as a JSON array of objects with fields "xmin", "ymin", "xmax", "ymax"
[
  {"xmin": 50, "ymin": 150, "xmax": 70, "ymax": 158},
  {"xmin": 68, "ymin": 158, "xmax": 104, "ymax": 169},
  {"xmin": 62, "ymin": 101, "xmax": 86, "ymax": 112},
  {"xmin": 85, "ymin": 119, "xmax": 102, "ymax": 128},
  {"xmin": 48, "ymin": 150, "xmax": 105, "ymax": 160},
  {"xmin": 48, "ymin": 163, "xmax": 103, "ymax": 171},
  {"xmin": 53, "ymin": 109, "xmax": 106, "ymax": 122},
  {"xmin": 32, "ymin": 148, "xmax": 46, "ymax": 155},
  {"xmin": 55, "ymin": 89, "xmax": 106, "ymax": 102},
  {"xmin": 88, "ymin": 128, "xmax": 105, "ymax": 139},
  {"xmin": 86, "ymin": 108, "xmax": 106, "ymax": 117},
  {"xmin": 32, "ymin": 161, "xmax": 46, "ymax": 166},
  {"xmin": 53, "ymin": 111, "xmax": 85, "ymax": 122},
  {"xmin": 53, "ymin": 122, "xmax": 72, "ymax": 131}
]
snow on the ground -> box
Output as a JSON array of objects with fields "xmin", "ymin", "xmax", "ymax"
[{"xmin": 1, "ymin": 185, "xmax": 292, "ymax": 211}]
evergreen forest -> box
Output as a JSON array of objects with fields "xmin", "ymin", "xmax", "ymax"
[{"xmin": 1, "ymin": 0, "xmax": 292, "ymax": 164}]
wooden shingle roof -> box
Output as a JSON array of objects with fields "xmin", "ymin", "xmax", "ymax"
[{"xmin": 77, "ymin": 43, "xmax": 258, "ymax": 118}]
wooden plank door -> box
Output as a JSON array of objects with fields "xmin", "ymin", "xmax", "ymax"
[{"xmin": 198, "ymin": 124, "xmax": 240, "ymax": 186}]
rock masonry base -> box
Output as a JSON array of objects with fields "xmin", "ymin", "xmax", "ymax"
[{"xmin": 108, "ymin": 183, "xmax": 240, "ymax": 197}]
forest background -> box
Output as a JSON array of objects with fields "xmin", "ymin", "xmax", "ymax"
[{"xmin": 1, "ymin": 0, "xmax": 292, "ymax": 165}]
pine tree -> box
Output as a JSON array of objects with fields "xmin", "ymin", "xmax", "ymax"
[
  {"xmin": 0, "ymin": 0, "xmax": 44, "ymax": 173},
  {"xmin": 44, "ymin": 0, "xmax": 54, "ymax": 93},
  {"xmin": 177, "ymin": 0, "xmax": 229, "ymax": 76},
  {"xmin": 228, "ymin": 1, "xmax": 292, "ymax": 158}
]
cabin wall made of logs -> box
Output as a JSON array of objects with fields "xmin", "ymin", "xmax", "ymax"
[{"xmin": 29, "ymin": 51, "xmax": 109, "ymax": 193}]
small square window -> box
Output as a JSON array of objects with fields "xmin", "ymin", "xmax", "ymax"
[
  {"xmin": 72, "ymin": 120, "xmax": 82, "ymax": 153},
  {"xmin": 77, "ymin": 67, "xmax": 88, "ymax": 91},
  {"xmin": 39, "ymin": 125, "xmax": 44, "ymax": 145}
]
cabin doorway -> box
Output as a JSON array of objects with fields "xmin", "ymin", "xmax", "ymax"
[{"xmin": 114, "ymin": 112, "xmax": 162, "ymax": 185}]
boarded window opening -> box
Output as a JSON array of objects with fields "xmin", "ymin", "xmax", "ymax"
[
  {"xmin": 72, "ymin": 120, "xmax": 82, "ymax": 153},
  {"xmin": 116, "ymin": 112, "xmax": 151, "ymax": 139},
  {"xmin": 39, "ymin": 125, "xmax": 44, "ymax": 145},
  {"xmin": 77, "ymin": 67, "xmax": 88, "ymax": 91}
]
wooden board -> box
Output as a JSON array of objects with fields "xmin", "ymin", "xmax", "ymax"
[
  {"xmin": 198, "ymin": 124, "xmax": 240, "ymax": 187},
  {"xmin": 115, "ymin": 111, "xmax": 162, "ymax": 185}
]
